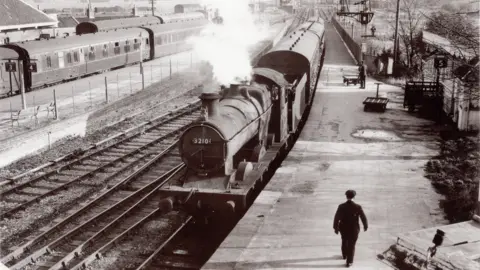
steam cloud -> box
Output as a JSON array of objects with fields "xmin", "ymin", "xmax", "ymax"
[{"xmin": 189, "ymin": 0, "xmax": 270, "ymax": 87}]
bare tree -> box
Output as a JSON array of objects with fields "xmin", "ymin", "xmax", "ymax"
[{"xmin": 396, "ymin": 0, "xmax": 424, "ymax": 69}]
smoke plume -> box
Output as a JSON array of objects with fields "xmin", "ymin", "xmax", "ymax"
[{"xmin": 189, "ymin": 0, "xmax": 269, "ymax": 87}]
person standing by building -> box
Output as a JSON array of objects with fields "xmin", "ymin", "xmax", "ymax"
[
  {"xmin": 359, "ymin": 61, "xmax": 367, "ymax": 89},
  {"xmin": 333, "ymin": 190, "xmax": 368, "ymax": 267}
]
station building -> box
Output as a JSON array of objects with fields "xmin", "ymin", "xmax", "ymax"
[{"xmin": 0, "ymin": 0, "xmax": 58, "ymax": 44}]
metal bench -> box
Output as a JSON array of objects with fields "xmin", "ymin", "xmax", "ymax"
[
  {"xmin": 46, "ymin": 102, "xmax": 56, "ymax": 119},
  {"xmin": 31, "ymin": 105, "xmax": 40, "ymax": 125}
]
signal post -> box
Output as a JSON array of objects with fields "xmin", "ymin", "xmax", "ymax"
[{"xmin": 2, "ymin": 58, "xmax": 37, "ymax": 110}]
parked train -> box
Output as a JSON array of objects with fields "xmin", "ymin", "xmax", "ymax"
[
  {"xmin": 157, "ymin": 15, "xmax": 326, "ymax": 218},
  {"xmin": 75, "ymin": 12, "xmax": 207, "ymax": 35},
  {"xmin": 0, "ymin": 18, "xmax": 208, "ymax": 97}
]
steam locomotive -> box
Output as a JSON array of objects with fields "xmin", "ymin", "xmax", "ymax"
[{"xmin": 158, "ymin": 16, "xmax": 326, "ymax": 217}]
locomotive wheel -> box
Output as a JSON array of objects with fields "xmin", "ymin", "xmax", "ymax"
[{"xmin": 235, "ymin": 161, "xmax": 253, "ymax": 182}]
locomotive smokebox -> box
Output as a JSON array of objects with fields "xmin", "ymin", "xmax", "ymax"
[{"xmin": 199, "ymin": 92, "xmax": 220, "ymax": 119}]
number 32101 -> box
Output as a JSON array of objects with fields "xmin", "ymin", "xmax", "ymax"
[{"xmin": 192, "ymin": 138, "xmax": 212, "ymax": 144}]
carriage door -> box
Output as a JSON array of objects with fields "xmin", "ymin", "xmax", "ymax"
[{"xmin": 58, "ymin": 52, "xmax": 65, "ymax": 69}]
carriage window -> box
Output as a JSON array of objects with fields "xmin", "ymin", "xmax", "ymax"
[
  {"xmin": 46, "ymin": 56, "xmax": 52, "ymax": 68},
  {"xmin": 67, "ymin": 52, "xmax": 72, "ymax": 63},
  {"xmin": 133, "ymin": 38, "xmax": 140, "ymax": 50},
  {"xmin": 114, "ymin": 42, "xmax": 120, "ymax": 55},
  {"xmin": 73, "ymin": 51, "xmax": 79, "ymax": 62},
  {"xmin": 156, "ymin": 36, "xmax": 162, "ymax": 45},
  {"xmin": 103, "ymin": 44, "xmax": 108, "ymax": 57},
  {"xmin": 124, "ymin": 40, "xmax": 130, "ymax": 52},
  {"xmin": 89, "ymin": 46, "xmax": 95, "ymax": 60}
]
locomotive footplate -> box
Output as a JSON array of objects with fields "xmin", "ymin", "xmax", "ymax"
[{"xmin": 157, "ymin": 165, "xmax": 269, "ymax": 217}]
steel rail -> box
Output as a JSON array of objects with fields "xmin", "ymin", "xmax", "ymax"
[
  {"xmin": 135, "ymin": 216, "xmax": 194, "ymax": 270},
  {"xmin": 0, "ymin": 104, "xmax": 199, "ymax": 219},
  {"xmin": 9, "ymin": 161, "xmax": 185, "ymax": 270},
  {"xmin": 2, "ymin": 141, "xmax": 178, "ymax": 266}
]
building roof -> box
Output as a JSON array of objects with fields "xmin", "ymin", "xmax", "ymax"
[
  {"xmin": 422, "ymin": 30, "xmax": 476, "ymax": 60},
  {"xmin": 57, "ymin": 15, "xmax": 78, "ymax": 28},
  {"xmin": 0, "ymin": 0, "xmax": 57, "ymax": 31}
]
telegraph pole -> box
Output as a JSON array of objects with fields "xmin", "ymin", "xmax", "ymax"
[
  {"xmin": 393, "ymin": 0, "xmax": 400, "ymax": 66},
  {"xmin": 150, "ymin": 0, "xmax": 155, "ymax": 16}
]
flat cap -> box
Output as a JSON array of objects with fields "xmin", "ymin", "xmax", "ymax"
[{"xmin": 345, "ymin": 190, "xmax": 356, "ymax": 198}]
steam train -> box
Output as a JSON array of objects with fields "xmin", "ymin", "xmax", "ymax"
[{"xmin": 158, "ymin": 16, "xmax": 326, "ymax": 217}]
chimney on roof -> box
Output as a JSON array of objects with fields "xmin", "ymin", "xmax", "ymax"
[
  {"xmin": 133, "ymin": 4, "xmax": 137, "ymax": 17},
  {"xmin": 87, "ymin": 0, "xmax": 95, "ymax": 20}
]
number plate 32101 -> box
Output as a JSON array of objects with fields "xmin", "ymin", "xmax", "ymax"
[{"xmin": 192, "ymin": 138, "xmax": 212, "ymax": 145}]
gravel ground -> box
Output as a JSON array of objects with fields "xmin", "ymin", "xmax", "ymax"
[
  {"xmin": 86, "ymin": 211, "xmax": 186, "ymax": 270},
  {"xmin": 0, "ymin": 186, "xmax": 92, "ymax": 254}
]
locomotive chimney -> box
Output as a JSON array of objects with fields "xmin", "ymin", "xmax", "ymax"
[{"xmin": 199, "ymin": 92, "xmax": 220, "ymax": 119}]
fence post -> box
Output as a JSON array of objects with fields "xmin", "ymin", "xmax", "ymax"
[
  {"xmin": 117, "ymin": 73, "xmax": 120, "ymax": 98},
  {"xmin": 105, "ymin": 76, "xmax": 109, "ymax": 103},
  {"xmin": 72, "ymin": 85, "xmax": 75, "ymax": 113},
  {"xmin": 10, "ymin": 102, "xmax": 13, "ymax": 127},
  {"xmin": 53, "ymin": 89, "xmax": 58, "ymax": 120},
  {"xmin": 89, "ymin": 81, "xmax": 92, "ymax": 107},
  {"xmin": 129, "ymin": 72, "xmax": 132, "ymax": 94},
  {"xmin": 169, "ymin": 58, "xmax": 172, "ymax": 79},
  {"xmin": 48, "ymin": 131, "xmax": 51, "ymax": 150},
  {"xmin": 141, "ymin": 63, "xmax": 145, "ymax": 90}
]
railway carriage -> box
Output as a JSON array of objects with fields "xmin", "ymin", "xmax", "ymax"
[
  {"xmin": 159, "ymin": 12, "xmax": 206, "ymax": 24},
  {"xmin": 157, "ymin": 17, "xmax": 326, "ymax": 218},
  {"xmin": 0, "ymin": 47, "xmax": 20, "ymax": 97},
  {"xmin": 146, "ymin": 20, "xmax": 208, "ymax": 58},
  {"xmin": 0, "ymin": 19, "xmax": 209, "ymax": 95},
  {"xmin": 75, "ymin": 12, "xmax": 206, "ymax": 35},
  {"xmin": 174, "ymin": 4, "xmax": 203, "ymax": 14},
  {"xmin": 76, "ymin": 16, "xmax": 162, "ymax": 35}
]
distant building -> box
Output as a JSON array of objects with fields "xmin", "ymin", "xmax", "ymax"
[
  {"xmin": 0, "ymin": 0, "xmax": 59, "ymax": 44},
  {"xmin": 422, "ymin": 31, "xmax": 480, "ymax": 132},
  {"xmin": 0, "ymin": 0, "xmax": 58, "ymax": 32}
]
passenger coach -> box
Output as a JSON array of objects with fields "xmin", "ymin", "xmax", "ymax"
[{"xmin": 0, "ymin": 19, "xmax": 208, "ymax": 96}]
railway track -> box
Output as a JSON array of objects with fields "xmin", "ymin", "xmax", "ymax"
[
  {"xmin": 0, "ymin": 102, "xmax": 202, "ymax": 259},
  {"xmin": 0, "ymin": 101, "xmax": 200, "ymax": 220},
  {"xmin": 3, "ymin": 141, "xmax": 188, "ymax": 269}
]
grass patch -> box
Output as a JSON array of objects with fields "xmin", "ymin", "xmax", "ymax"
[{"xmin": 425, "ymin": 130, "xmax": 480, "ymax": 223}]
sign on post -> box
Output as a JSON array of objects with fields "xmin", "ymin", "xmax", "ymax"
[
  {"xmin": 361, "ymin": 42, "xmax": 367, "ymax": 54},
  {"xmin": 5, "ymin": 62, "xmax": 16, "ymax": 72},
  {"xmin": 27, "ymin": 62, "xmax": 37, "ymax": 73}
]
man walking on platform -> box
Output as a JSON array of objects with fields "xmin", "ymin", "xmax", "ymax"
[
  {"xmin": 359, "ymin": 61, "xmax": 367, "ymax": 89},
  {"xmin": 333, "ymin": 190, "xmax": 368, "ymax": 267}
]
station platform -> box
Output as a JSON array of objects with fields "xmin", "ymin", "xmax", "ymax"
[{"xmin": 202, "ymin": 22, "xmax": 450, "ymax": 270}]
